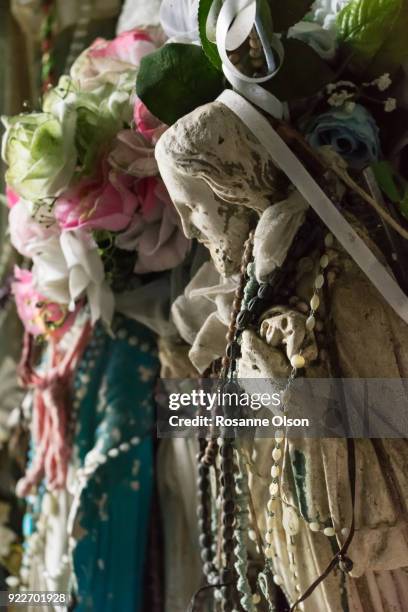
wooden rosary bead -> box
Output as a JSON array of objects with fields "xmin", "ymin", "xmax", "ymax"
[
  {"xmin": 222, "ymin": 487, "xmax": 235, "ymax": 503},
  {"xmin": 197, "ymin": 477, "xmax": 210, "ymax": 492},
  {"xmin": 222, "ymin": 469, "xmax": 235, "ymax": 484},
  {"xmin": 236, "ymin": 309, "xmax": 251, "ymax": 329},
  {"xmin": 200, "ymin": 548, "xmax": 212, "ymax": 563},
  {"xmin": 220, "ymin": 443, "xmax": 233, "ymax": 458},
  {"xmin": 247, "ymin": 296, "xmax": 259, "ymax": 311},
  {"xmin": 228, "ymin": 51, "xmax": 240, "ymax": 64},
  {"xmin": 257, "ymin": 283, "xmax": 273, "ymax": 299},
  {"xmin": 223, "ymin": 499, "xmax": 235, "ymax": 514},
  {"xmin": 226, "ymin": 341, "xmax": 240, "ymax": 360},
  {"xmin": 225, "ymin": 329, "xmax": 235, "ymax": 343},
  {"xmin": 251, "ymin": 57, "xmax": 264, "ymax": 69},
  {"xmin": 221, "ymin": 458, "xmax": 234, "ymax": 472},
  {"xmin": 202, "ymin": 439, "xmax": 218, "ymax": 466},
  {"xmin": 222, "ymin": 513, "xmax": 235, "ymax": 527},
  {"xmin": 222, "ymin": 525, "xmax": 234, "ymax": 540},
  {"xmin": 249, "ymin": 36, "xmax": 261, "ymax": 48},
  {"xmin": 223, "ymin": 477, "xmax": 235, "ymax": 491},
  {"xmin": 222, "ymin": 538, "xmax": 235, "ymax": 555},
  {"xmin": 197, "ymin": 505, "xmax": 209, "ymax": 520},
  {"xmin": 203, "ymin": 562, "xmax": 215, "ymax": 576},
  {"xmin": 221, "ymin": 568, "xmax": 233, "ymax": 583},
  {"xmin": 199, "ymin": 533, "xmax": 212, "ymax": 548},
  {"xmin": 198, "ymin": 463, "xmax": 209, "ymax": 476}
]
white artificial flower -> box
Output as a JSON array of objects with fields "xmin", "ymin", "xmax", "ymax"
[
  {"xmin": 159, "ymin": 0, "xmax": 200, "ymax": 43},
  {"xmin": 363, "ymin": 73, "xmax": 392, "ymax": 91},
  {"xmin": 328, "ymin": 89, "xmax": 354, "ymax": 107},
  {"xmin": 374, "ymin": 73, "xmax": 392, "ymax": 91},
  {"xmin": 32, "ymin": 230, "xmax": 114, "ymax": 327},
  {"xmin": 117, "ymin": 0, "xmax": 162, "ymax": 33},
  {"xmin": 311, "ymin": 0, "xmax": 351, "ymax": 30},
  {"xmin": 384, "ymin": 98, "xmax": 397, "ymax": 112}
]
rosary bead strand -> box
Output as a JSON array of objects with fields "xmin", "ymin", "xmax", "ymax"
[
  {"xmin": 197, "ymin": 439, "xmax": 218, "ymax": 584},
  {"xmin": 234, "ymin": 451, "xmax": 255, "ymax": 612},
  {"xmin": 219, "ymin": 439, "xmax": 238, "ymax": 612}
]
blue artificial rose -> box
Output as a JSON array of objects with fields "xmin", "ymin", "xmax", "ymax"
[{"xmin": 305, "ymin": 104, "xmax": 380, "ymax": 169}]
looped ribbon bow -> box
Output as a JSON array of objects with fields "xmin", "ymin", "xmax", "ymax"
[{"xmin": 216, "ymin": 0, "xmax": 284, "ymax": 118}]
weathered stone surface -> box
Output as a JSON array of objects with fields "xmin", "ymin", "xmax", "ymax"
[
  {"xmin": 156, "ymin": 101, "xmax": 282, "ymax": 275},
  {"xmin": 259, "ymin": 305, "xmax": 318, "ymax": 363},
  {"xmin": 243, "ymin": 227, "xmax": 408, "ymax": 611},
  {"xmin": 171, "ymin": 261, "xmax": 238, "ymax": 372},
  {"xmin": 158, "ymin": 99, "xmax": 408, "ymax": 611}
]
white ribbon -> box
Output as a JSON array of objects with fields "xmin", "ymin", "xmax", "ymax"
[
  {"xmin": 216, "ymin": 0, "xmax": 285, "ymax": 118},
  {"xmin": 218, "ymin": 89, "xmax": 408, "ymax": 325}
]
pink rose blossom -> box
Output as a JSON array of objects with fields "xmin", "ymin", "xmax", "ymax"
[
  {"xmin": 70, "ymin": 28, "xmax": 159, "ymax": 91},
  {"xmin": 6, "ymin": 187, "xmax": 19, "ymax": 209},
  {"xmin": 134, "ymin": 100, "xmax": 168, "ymax": 144},
  {"xmin": 109, "ymin": 129, "xmax": 159, "ymax": 178},
  {"xmin": 9, "ymin": 200, "xmax": 59, "ymax": 259},
  {"xmin": 89, "ymin": 30, "xmax": 154, "ymax": 65},
  {"xmin": 116, "ymin": 177, "xmax": 190, "ymax": 273},
  {"xmin": 55, "ymin": 162, "xmax": 139, "ymax": 232},
  {"xmin": 12, "ymin": 267, "xmax": 75, "ymax": 339}
]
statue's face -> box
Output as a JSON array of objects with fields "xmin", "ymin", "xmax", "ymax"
[{"xmin": 156, "ymin": 101, "xmax": 282, "ymax": 276}]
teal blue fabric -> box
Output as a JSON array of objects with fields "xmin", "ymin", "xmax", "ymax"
[{"xmin": 72, "ymin": 315, "xmax": 159, "ymax": 612}]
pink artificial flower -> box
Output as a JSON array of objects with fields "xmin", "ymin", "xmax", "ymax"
[
  {"xmin": 70, "ymin": 28, "xmax": 159, "ymax": 91},
  {"xmin": 6, "ymin": 186, "xmax": 19, "ymax": 209},
  {"xmin": 55, "ymin": 162, "xmax": 139, "ymax": 233},
  {"xmin": 116, "ymin": 177, "xmax": 190, "ymax": 273},
  {"xmin": 89, "ymin": 30, "xmax": 154, "ymax": 65},
  {"xmin": 12, "ymin": 267, "xmax": 75, "ymax": 339},
  {"xmin": 133, "ymin": 100, "xmax": 168, "ymax": 144},
  {"xmin": 109, "ymin": 129, "xmax": 159, "ymax": 178},
  {"xmin": 9, "ymin": 200, "xmax": 59, "ymax": 259}
]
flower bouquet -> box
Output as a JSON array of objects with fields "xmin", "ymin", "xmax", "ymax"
[
  {"xmin": 1, "ymin": 21, "xmax": 191, "ymax": 609},
  {"xmin": 3, "ymin": 27, "xmax": 189, "ymax": 335}
]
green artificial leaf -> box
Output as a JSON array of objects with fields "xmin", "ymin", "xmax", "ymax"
[
  {"xmin": 264, "ymin": 38, "xmax": 334, "ymax": 101},
  {"xmin": 371, "ymin": 161, "xmax": 403, "ymax": 203},
  {"xmin": 372, "ymin": 160, "xmax": 408, "ymax": 219},
  {"xmin": 337, "ymin": 0, "xmax": 408, "ymax": 78},
  {"xmin": 198, "ymin": 0, "xmax": 222, "ymax": 70},
  {"xmin": 269, "ymin": 0, "xmax": 313, "ymax": 32},
  {"xmin": 400, "ymin": 190, "xmax": 408, "ymax": 219},
  {"xmin": 136, "ymin": 44, "xmax": 224, "ymax": 125}
]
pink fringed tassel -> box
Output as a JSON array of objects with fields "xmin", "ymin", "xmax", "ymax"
[{"xmin": 16, "ymin": 322, "xmax": 92, "ymax": 497}]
